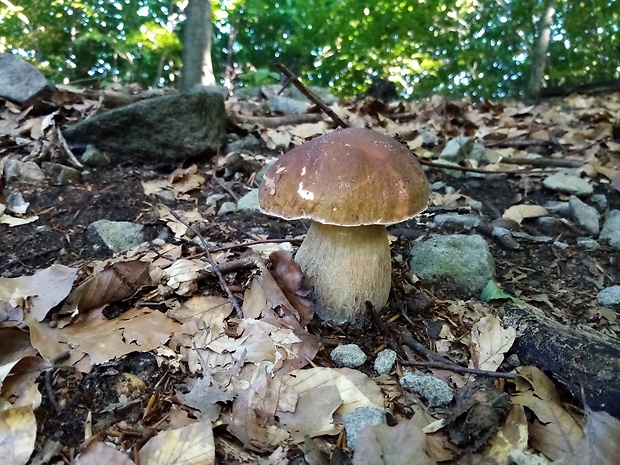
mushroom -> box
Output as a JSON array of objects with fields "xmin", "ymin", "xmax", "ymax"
[{"xmin": 258, "ymin": 127, "xmax": 430, "ymax": 323}]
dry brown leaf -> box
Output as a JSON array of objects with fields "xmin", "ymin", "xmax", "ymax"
[
  {"xmin": 61, "ymin": 259, "xmax": 152, "ymax": 313},
  {"xmin": 562, "ymin": 408, "xmax": 620, "ymax": 465},
  {"xmin": 476, "ymin": 404, "xmax": 529, "ymax": 465},
  {"xmin": 27, "ymin": 306, "xmax": 180, "ymax": 372},
  {"xmin": 285, "ymin": 367, "xmax": 384, "ymax": 414},
  {"xmin": 277, "ymin": 384, "xmax": 342, "ymax": 441},
  {"xmin": 502, "ymin": 204, "xmax": 548, "ymax": 224},
  {"xmin": 352, "ymin": 420, "xmax": 437, "ymax": 465},
  {"xmin": 0, "ymin": 265, "xmax": 77, "ymax": 323},
  {"xmin": 268, "ymin": 250, "xmax": 314, "ymax": 325},
  {"xmin": 468, "ymin": 315, "xmax": 516, "ymax": 372},
  {"xmin": 0, "ymin": 356, "xmax": 48, "ymax": 409},
  {"xmin": 138, "ymin": 422, "xmax": 215, "ymax": 465},
  {"xmin": 74, "ymin": 441, "xmax": 134, "ymax": 465},
  {"xmin": 511, "ymin": 367, "xmax": 583, "ymax": 460},
  {"xmin": 0, "ymin": 329, "xmax": 37, "ymax": 365},
  {"xmin": 0, "ymin": 406, "xmax": 37, "ymax": 465}
]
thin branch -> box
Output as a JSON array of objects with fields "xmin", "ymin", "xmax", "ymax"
[
  {"xmin": 56, "ymin": 126, "xmax": 84, "ymax": 169},
  {"xmin": 209, "ymin": 237, "xmax": 303, "ymax": 253},
  {"xmin": 275, "ymin": 63, "xmax": 348, "ymax": 129},
  {"xmin": 402, "ymin": 359, "xmax": 517, "ymax": 380},
  {"xmin": 212, "ymin": 175, "xmax": 240, "ymax": 202},
  {"xmin": 169, "ymin": 209, "xmax": 244, "ymax": 319},
  {"xmin": 44, "ymin": 351, "xmax": 71, "ymax": 414},
  {"xmin": 230, "ymin": 113, "xmax": 328, "ymax": 128}
]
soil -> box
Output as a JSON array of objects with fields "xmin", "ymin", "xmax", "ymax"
[{"xmin": 2, "ymin": 115, "xmax": 620, "ymax": 462}]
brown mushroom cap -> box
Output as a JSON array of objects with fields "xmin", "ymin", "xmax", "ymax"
[{"xmin": 259, "ymin": 128, "xmax": 430, "ymax": 226}]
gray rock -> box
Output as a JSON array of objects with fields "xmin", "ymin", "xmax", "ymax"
[
  {"xmin": 600, "ymin": 210, "xmax": 620, "ymax": 249},
  {"xmin": 342, "ymin": 406, "xmax": 386, "ymax": 451},
  {"xmin": 591, "ymin": 194, "xmax": 607, "ymax": 212},
  {"xmin": 469, "ymin": 143, "xmax": 490, "ymax": 166},
  {"xmin": 226, "ymin": 135, "xmax": 266, "ymax": 155},
  {"xmin": 331, "ymin": 344, "xmax": 367, "ymax": 368},
  {"xmin": 569, "ymin": 195, "xmax": 599, "ymax": 236},
  {"xmin": 440, "ymin": 136, "xmax": 473, "ymax": 163},
  {"xmin": 236, "ymin": 189, "xmax": 260, "ymax": 212},
  {"xmin": 154, "ymin": 190, "xmax": 177, "ymax": 204},
  {"xmin": 597, "ymin": 286, "xmax": 620, "ymax": 310},
  {"xmin": 0, "ymin": 53, "xmax": 54, "ymax": 104},
  {"xmin": 542, "ymin": 172, "xmax": 593, "ymax": 196},
  {"xmin": 430, "ymin": 181, "xmax": 446, "ymax": 191},
  {"xmin": 80, "ymin": 144, "xmax": 108, "ymax": 167},
  {"xmin": 535, "ymin": 216, "xmax": 566, "ymax": 235},
  {"xmin": 544, "ymin": 201, "xmax": 570, "ymax": 217},
  {"xmin": 3, "ymin": 159, "xmax": 45, "ymax": 184},
  {"xmin": 206, "ymin": 193, "xmax": 226, "ymax": 207},
  {"xmin": 434, "ymin": 213, "xmax": 481, "ymax": 230},
  {"xmin": 576, "ymin": 239, "xmax": 600, "ymax": 250},
  {"xmin": 41, "ymin": 162, "xmax": 81, "ymax": 185},
  {"xmin": 63, "ymin": 89, "xmax": 226, "ymax": 164},
  {"xmin": 88, "ymin": 220, "xmax": 145, "ymax": 252},
  {"xmin": 400, "ymin": 372, "xmax": 454, "ymax": 407},
  {"xmin": 410, "ymin": 234, "xmax": 495, "ymax": 295},
  {"xmin": 437, "ymin": 160, "xmax": 464, "ymax": 178},
  {"xmin": 374, "ymin": 349, "xmax": 397, "ymax": 375},
  {"xmin": 217, "ymin": 201, "xmax": 237, "ymax": 216}
]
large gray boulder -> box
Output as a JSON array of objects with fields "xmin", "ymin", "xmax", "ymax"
[
  {"xmin": 0, "ymin": 53, "xmax": 54, "ymax": 105},
  {"xmin": 63, "ymin": 89, "xmax": 226, "ymax": 163}
]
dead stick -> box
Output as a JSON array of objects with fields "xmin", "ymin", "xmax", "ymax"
[
  {"xmin": 275, "ymin": 63, "xmax": 348, "ymax": 129},
  {"xmin": 169, "ymin": 210, "xmax": 244, "ymax": 319},
  {"xmin": 209, "ymin": 238, "xmax": 302, "ymax": 253},
  {"xmin": 44, "ymin": 351, "xmax": 71, "ymax": 414},
  {"xmin": 401, "ymin": 359, "xmax": 516, "ymax": 380},
  {"xmin": 56, "ymin": 126, "xmax": 84, "ymax": 169}
]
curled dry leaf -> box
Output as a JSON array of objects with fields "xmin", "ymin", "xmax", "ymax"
[
  {"xmin": 138, "ymin": 422, "xmax": 215, "ymax": 465},
  {"xmin": 0, "ymin": 406, "xmax": 37, "ymax": 465},
  {"xmin": 61, "ymin": 259, "xmax": 152, "ymax": 313},
  {"xmin": 268, "ymin": 250, "xmax": 314, "ymax": 325}
]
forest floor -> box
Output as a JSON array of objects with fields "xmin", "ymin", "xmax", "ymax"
[{"xmin": 1, "ymin": 88, "xmax": 619, "ymax": 465}]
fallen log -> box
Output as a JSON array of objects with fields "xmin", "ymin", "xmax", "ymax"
[{"xmin": 501, "ymin": 303, "xmax": 620, "ymax": 418}]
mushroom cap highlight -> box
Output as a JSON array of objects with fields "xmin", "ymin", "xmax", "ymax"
[{"xmin": 258, "ymin": 127, "xmax": 430, "ymax": 226}]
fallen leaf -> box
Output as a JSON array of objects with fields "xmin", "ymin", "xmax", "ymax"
[
  {"xmin": 74, "ymin": 441, "xmax": 134, "ymax": 465},
  {"xmin": 0, "ymin": 265, "xmax": 77, "ymax": 323},
  {"xmin": 502, "ymin": 204, "xmax": 548, "ymax": 224},
  {"xmin": 138, "ymin": 422, "xmax": 215, "ymax": 465},
  {"xmin": 562, "ymin": 408, "xmax": 620, "ymax": 465},
  {"xmin": 476, "ymin": 404, "xmax": 528, "ymax": 465},
  {"xmin": 0, "ymin": 406, "xmax": 37, "ymax": 465},
  {"xmin": 352, "ymin": 420, "xmax": 437, "ymax": 465},
  {"xmin": 469, "ymin": 314, "xmax": 516, "ymax": 372}
]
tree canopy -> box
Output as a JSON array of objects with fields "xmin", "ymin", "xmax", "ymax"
[{"xmin": 1, "ymin": 0, "xmax": 618, "ymax": 99}]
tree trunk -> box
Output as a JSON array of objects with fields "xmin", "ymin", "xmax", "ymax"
[
  {"xmin": 181, "ymin": 0, "xmax": 215, "ymax": 91},
  {"xmin": 525, "ymin": 0, "xmax": 556, "ymax": 102}
]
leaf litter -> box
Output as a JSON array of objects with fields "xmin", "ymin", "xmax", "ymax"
[{"xmin": 1, "ymin": 85, "xmax": 620, "ymax": 464}]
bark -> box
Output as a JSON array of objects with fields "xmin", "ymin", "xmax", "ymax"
[
  {"xmin": 501, "ymin": 304, "xmax": 620, "ymax": 418},
  {"xmin": 525, "ymin": 0, "xmax": 556, "ymax": 103},
  {"xmin": 181, "ymin": 0, "xmax": 215, "ymax": 91}
]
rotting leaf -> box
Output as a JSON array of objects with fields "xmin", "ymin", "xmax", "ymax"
[
  {"xmin": 476, "ymin": 404, "xmax": 529, "ymax": 465},
  {"xmin": 562, "ymin": 408, "xmax": 620, "ymax": 465},
  {"xmin": 138, "ymin": 422, "xmax": 215, "ymax": 465},
  {"xmin": 268, "ymin": 250, "xmax": 314, "ymax": 325},
  {"xmin": 480, "ymin": 281, "xmax": 523, "ymax": 305}
]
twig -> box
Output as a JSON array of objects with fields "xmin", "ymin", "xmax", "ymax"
[
  {"xmin": 275, "ymin": 63, "xmax": 348, "ymax": 129},
  {"xmin": 497, "ymin": 157, "xmax": 583, "ymax": 168},
  {"xmin": 209, "ymin": 238, "xmax": 302, "ymax": 253},
  {"xmin": 56, "ymin": 126, "xmax": 84, "ymax": 169},
  {"xmin": 366, "ymin": 301, "xmax": 405, "ymax": 356},
  {"xmin": 44, "ymin": 351, "xmax": 71, "ymax": 414},
  {"xmin": 402, "ymin": 360, "xmax": 517, "ymax": 380},
  {"xmin": 169, "ymin": 210, "xmax": 244, "ymax": 319},
  {"xmin": 403, "ymin": 337, "xmax": 452, "ymax": 364},
  {"xmin": 212, "ymin": 175, "xmax": 240, "ymax": 202}
]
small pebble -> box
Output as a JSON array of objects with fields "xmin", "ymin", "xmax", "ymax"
[
  {"xmin": 597, "ymin": 286, "xmax": 620, "ymax": 310},
  {"xmin": 400, "ymin": 372, "xmax": 454, "ymax": 407},
  {"xmin": 342, "ymin": 406, "xmax": 386, "ymax": 451},
  {"xmin": 374, "ymin": 349, "xmax": 397, "ymax": 375},
  {"xmin": 330, "ymin": 344, "xmax": 367, "ymax": 368}
]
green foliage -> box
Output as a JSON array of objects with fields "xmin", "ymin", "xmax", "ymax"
[{"xmin": 1, "ymin": 0, "xmax": 618, "ymax": 98}]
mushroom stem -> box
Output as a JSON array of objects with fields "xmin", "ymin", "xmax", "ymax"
[{"xmin": 295, "ymin": 221, "xmax": 392, "ymax": 323}]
